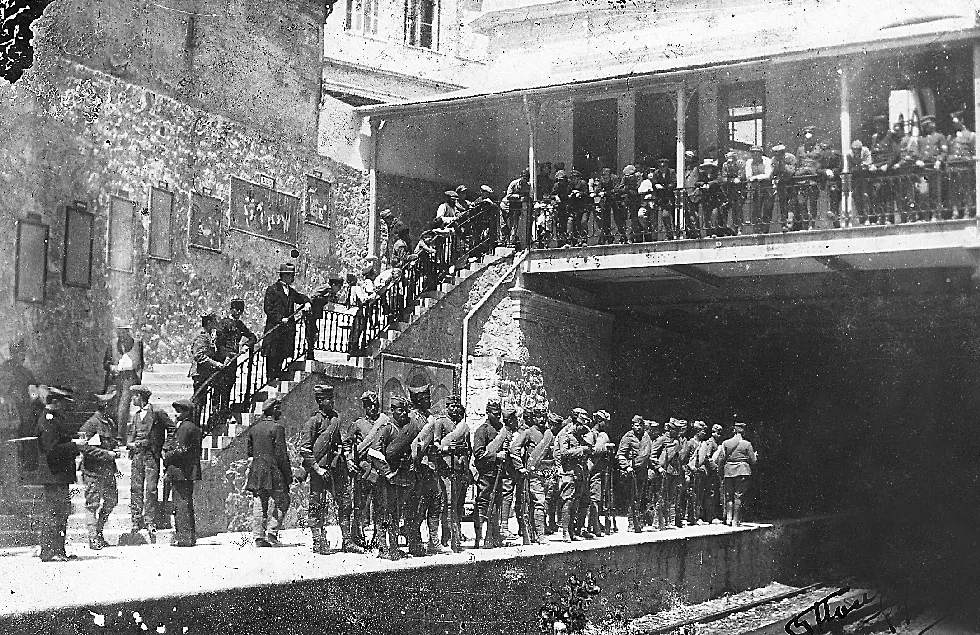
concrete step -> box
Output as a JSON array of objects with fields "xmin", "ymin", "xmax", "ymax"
[
  {"xmin": 203, "ymin": 435, "xmax": 234, "ymax": 450},
  {"xmin": 139, "ymin": 380, "xmax": 193, "ymax": 393},
  {"xmin": 147, "ymin": 363, "xmax": 191, "ymax": 373}
]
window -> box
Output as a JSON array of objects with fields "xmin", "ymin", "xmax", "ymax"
[
  {"xmin": 63, "ymin": 202, "xmax": 94, "ymax": 288},
  {"xmin": 149, "ymin": 186, "xmax": 173, "ymax": 260},
  {"xmin": 404, "ymin": 0, "xmax": 437, "ymax": 49},
  {"xmin": 15, "ymin": 216, "xmax": 48, "ymax": 304},
  {"xmin": 721, "ymin": 82, "xmax": 765, "ymax": 151},
  {"xmin": 346, "ymin": 0, "xmax": 379, "ymax": 35}
]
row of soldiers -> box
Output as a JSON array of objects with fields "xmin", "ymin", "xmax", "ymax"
[{"xmin": 285, "ymin": 384, "xmax": 759, "ymax": 559}]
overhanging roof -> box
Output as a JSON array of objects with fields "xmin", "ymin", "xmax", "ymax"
[{"xmin": 356, "ymin": 3, "xmax": 980, "ymax": 118}]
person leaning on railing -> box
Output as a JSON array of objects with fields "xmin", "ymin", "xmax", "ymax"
[
  {"xmin": 946, "ymin": 109, "xmax": 976, "ymax": 219},
  {"xmin": 189, "ymin": 313, "xmax": 226, "ymax": 421},
  {"xmin": 306, "ymin": 274, "xmax": 344, "ymax": 359},
  {"xmin": 846, "ymin": 140, "xmax": 874, "ymax": 226},
  {"xmin": 905, "ymin": 115, "xmax": 948, "ymax": 222}
]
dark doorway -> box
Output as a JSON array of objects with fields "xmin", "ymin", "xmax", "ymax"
[
  {"xmin": 635, "ymin": 90, "xmax": 700, "ymax": 168},
  {"xmin": 573, "ymin": 98, "xmax": 618, "ymax": 178}
]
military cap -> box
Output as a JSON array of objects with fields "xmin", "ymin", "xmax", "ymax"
[
  {"xmin": 408, "ymin": 384, "xmax": 430, "ymax": 396},
  {"xmin": 262, "ymin": 395, "xmax": 283, "ymax": 413},
  {"xmin": 569, "ymin": 169, "xmax": 582, "ymax": 177},
  {"xmin": 734, "ymin": 421, "xmax": 748, "ymax": 428},
  {"xmin": 701, "ymin": 157, "xmax": 716, "ymax": 166},
  {"xmin": 593, "ymin": 410, "xmax": 610, "ymax": 421},
  {"xmin": 130, "ymin": 384, "xmax": 152, "ymax": 396},
  {"xmin": 622, "ymin": 165, "xmax": 637, "ymax": 176},
  {"xmin": 571, "ymin": 407, "xmax": 589, "ymax": 417},
  {"xmin": 711, "ymin": 424, "xmax": 723, "ymax": 433},
  {"xmin": 548, "ymin": 412, "xmax": 564, "ymax": 426},
  {"xmin": 480, "ymin": 185, "xmax": 494, "ymax": 195},
  {"xmin": 201, "ymin": 313, "xmax": 217, "ymax": 328},
  {"xmin": 642, "ymin": 192, "xmax": 654, "ymax": 200},
  {"xmin": 850, "ymin": 140, "xmax": 863, "ymax": 150},
  {"xmin": 455, "ymin": 185, "xmax": 468, "ymax": 195},
  {"xmin": 647, "ymin": 419, "xmax": 662, "ymax": 428},
  {"xmin": 771, "ymin": 144, "xmax": 786, "ymax": 152},
  {"xmin": 502, "ymin": 406, "xmax": 518, "ymax": 419},
  {"xmin": 692, "ymin": 420, "xmax": 706, "ymax": 430},
  {"xmin": 684, "ymin": 150, "xmax": 696, "ymax": 159},
  {"xmin": 380, "ymin": 208, "xmax": 393, "ymax": 219},
  {"xmin": 631, "ymin": 414, "xmax": 644, "ymax": 425},
  {"xmin": 750, "ymin": 145, "xmax": 763, "ymax": 152},
  {"xmin": 230, "ymin": 298, "xmax": 246, "ymax": 311},
  {"xmin": 532, "ymin": 403, "xmax": 548, "ymax": 414},
  {"xmin": 553, "ymin": 170, "xmax": 567, "ymax": 179},
  {"xmin": 47, "ymin": 385, "xmax": 74, "ymax": 402},
  {"xmin": 485, "ymin": 398, "xmax": 502, "ymax": 412},
  {"xmin": 278, "ymin": 262, "xmax": 296, "ymax": 274},
  {"xmin": 801, "ymin": 125, "xmax": 816, "ymax": 134},
  {"xmin": 172, "ymin": 399, "xmax": 195, "ymax": 413},
  {"xmin": 725, "ymin": 151, "xmax": 738, "ymax": 159},
  {"xmin": 390, "ymin": 394, "xmax": 411, "ymax": 408},
  {"xmin": 445, "ymin": 394, "xmax": 463, "ymax": 406},
  {"xmin": 327, "ymin": 272, "xmax": 344, "ymax": 283},
  {"xmin": 94, "ymin": 389, "xmax": 117, "ymax": 403},
  {"xmin": 361, "ymin": 390, "xmax": 379, "ymax": 405},
  {"xmin": 444, "ymin": 190, "xmax": 458, "ymax": 197},
  {"xmin": 313, "ymin": 384, "xmax": 334, "ymax": 398},
  {"xmin": 920, "ymin": 115, "xmax": 936, "ymax": 124}
]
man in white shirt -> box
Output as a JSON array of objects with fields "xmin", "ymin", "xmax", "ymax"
[{"xmin": 744, "ymin": 146, "xmax": 773, "ymax": 234}]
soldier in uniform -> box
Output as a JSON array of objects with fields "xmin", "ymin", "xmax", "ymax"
[
  {"xmin": 406, "ymin": 384, "xmax": 448, "ymax": 555},
  {"xmin": 770, "ymin": 144, "xmax": 798, "ymax": 231},
  {"xmin": 585, "ymin": 410, "xmax": 612, "ymax": 536},
  {"xmin": 244, "ymin": 396, "xmax": 293, "ymax": 547},
  {"xmin": 503, "ymin": 169, "xmax": 531, "ymax": 248},
  {"xmin": 509, "ymin": 405, "xmax": 553, "ymax": 544},
  {"xmin": 720, "ymin": 151, "xmax": 746, "ymax": 235},
  {"xmin": 867, "ymin": 115, "xmax": 899, "ymax": 225},
  {"xmin": 262, "ymin": 263, "xmax": 311, "ymax": 382},
  {"xmin": 301, "ymin": 384, "xmax": 365, "ymax": 555},
  {"xmin": 550, "ymin": 171, "xmax": 572, "ymax": 246},
  {"xmin": 643, "ymin": 419, "xmax": 665, "ymax": 528},
  {"xmin": 350, "ymin": 391, "xmax": 390, "ymax": 550},
  {"xmin": 684, "ymin": 421, "xmax": 709, "ymax": 525},
  {"xmin": 126, "ymin": 384, "xmax": 173, "ymax": 541},
  {"xmin": 567, "ymin": 169, "xmax": 590, "ymax": 246},
  {"xmin": 554, "ymin": 408, "xmax": 591, "ymax": 541},
  {"xmin": 495, "ymin": 406, "xmax": 523, "ymax": 543},
  {"xmin": 78, "ymin": 390, "xmax": 122, "ymax": 550},
  {"xmin": 717, "ymin": 421, "xmax": 758, "ymax": 526},
  {"xmin": 655, "ymin": 419, "xmax": 684, "ymax": 530},
  {"xmin": 795, "ymin": 126, "xmax": 822, "ymax": 230},
  {"xmin": 682, "ymin": 151, "xmax": 702, "ymax": 238},
  {"xmin": 908, "ymin": 115, "xmax": 948, "ymax": 222},
  {"xmin": 696, "ymin": 158, "xmax": 723, "ymax": 237},
  {"xmin": 437, "ymin": 396, "xmax": 471, "ymax": 552},
  {"xmin": 543, "ymin": 412, "xmax": 564, "ymax": 534},
  {"xmin": 36, "ymin": 386, "xmax": 81, "ymax": 561},
  {"xmin": 472, "ymin": 399, "xmax": 510, "ymax": 548},
  {"xmin": 163, "ymin": 399, "xmax": 202, "ymax": 547},
  {"xmin": 384, "ymin": 394, "xmax": 425, "ymax": 556},
  {"xmin": 699, "ymin": 424, "xmax": 724, "ymax": 523},
  {"xmin": 617, "ymin": 415, "xmax": 651, "ymax": 533},
  {"xmin": 745, "ymin": 146, "xmax": 773, "ymax": 234},
  {"xmin": 946, "ymin": 110, "xmax": 976, "ymax": 218}
]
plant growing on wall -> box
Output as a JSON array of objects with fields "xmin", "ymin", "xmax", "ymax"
[{"xmin": 538, "ymin": 573, "xmax": 601, "ymax": 634}]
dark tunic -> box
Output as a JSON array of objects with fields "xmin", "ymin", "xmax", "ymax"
[
  {"xmin": 36, "ymin": 410, "xmax": 79, "ymax": 485},
  {"xmin": 163, "ymin": 418, "xmax": 203, "ymax": 482},
  {"xmin": 77, "ymin": 411, "xmax": 119, "ymax": 477},
  {"xmin": 244, "ymin": 416, "xmax": 292, "ymax": 493}
]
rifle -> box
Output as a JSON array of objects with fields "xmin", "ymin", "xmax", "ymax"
[
  {"xmin": 518, "ymin": 439, "xmax": 535, "ymax": 546},
  {"xmin": 603, "ymin": 458, "xmax": 614, "ymax": 534},
  {"xmin": 486, "ymin": 458, "xmax": 505, "ymax": 547}
]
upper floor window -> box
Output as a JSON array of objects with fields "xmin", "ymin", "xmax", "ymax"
[
  {"xmin": 721, "ymin": 81, "xmax": 765, "ymax": 151},
  {"xmin": 346, "ymin": 0, "xmax": 379, "ymax": 35},
  {"xmin": 405, "ymin": 0, "xmax": 437, "ymax": 49}
]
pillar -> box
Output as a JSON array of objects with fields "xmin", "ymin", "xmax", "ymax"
[
  {"xmin": 974, "ymin": 43, "xmax": 980, "ymax": 231},
  {"xmin": 618, "ymin": 90, "xmax": 636, "ymax": 171},
  {"xmin": 367, "ymin": 117, "xmax": 382, "ymax": 260},
  {"xmin": 839, "ymin": 65, "xmax": 851, "ymax": 226},
  {"xmin": 675, "ymin": 84, "xmax": 686, "ymax": 233}
]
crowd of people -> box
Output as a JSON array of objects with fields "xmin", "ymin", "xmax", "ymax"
[{"xmin": 28, "ymin": 378, "xmax": 758, "ymax": 562}]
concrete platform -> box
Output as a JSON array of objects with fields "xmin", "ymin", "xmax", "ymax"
[{"xmin": 0, "ymin": 516, "xmax": 848, "ymax": 634}]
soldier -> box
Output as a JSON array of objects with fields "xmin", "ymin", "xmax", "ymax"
[
  {"xmin": 770, "ymin": 144, "xmax": 798, "ymax": 231},
  {"xmin": 244, "ymin": 396, "xmax": 293, "ymax": 547},
  {"xmin": 302, "ymin": 384, "xmax": 365, "ymax": 555},
  {"xmin": 745, "ymin": 146, "xmax": 773, "ymax": 234},
  {"xmin": 472, "ymin": 399, "xmax": 510, "ymax": 548},
  {"xmin": 682, "ymin": 151, "xmax": 702, "ymax": 238},
  {"xmin": 819, "ymin": 143, "xmax": 844, "ymax": 228},
  {"xmin": 684, "ymin": 421, "xmax": 709, "ymax": 526},
  {"xmin": 407, "ymin": 384, "xmax": 448, "ymax": 555},
  {"xmin": 126, "ymin": 384, "xmax": 173, "ymax": 541},
  {"xmin": 36, "ymin": 386, "xmax": 81, "ymax": 561},
  {"xmin": 617, "ymin": 415, "xmax": 651, "ymax": 533},
  {"xmin": 384, "ymin": 394, "xmax": 425, "ymax": 556},
  {"xmin": 592, "ymin": 167, "xmax": 617, "ymax": 244},
  {"xmin": 437, "ymin": 396, "xmax": 471, "ymax": 552},
  {"xmin": 510, "ymin": 405, "xmax": 553, "ymax": 544},
  {"xmin": 262, "ymin": 263, "xmax": 311, "ymax": 382},
  {"xmin": 585, "ymin": 410, "xmax": 612, "ymax": 536},
  {"xmin": 794, "ymin": 127, "xmax": 822, "ymax": 230},
  {"xmin": 213, "ymin": 299, "xmax": 257, "ymax": 429},
  {"xmin": 495, "ymin": 406, "xmax": 523, "ymax": 543},
  {"xmin": 615, "ymin": 165, "xmax": 641, "ymax": 243},
  {"xmin": 696, "ymin": 158, "xmax": 723, "ymax": 237},
  {"xmin": 720, "ymin": 151, "xmax": 746, "ymax": 235},
  {"xmin": 350, "ymin": 391, "xmax": 390, "ymax": 550},
  {"xmin": 655, "ymin": 419, "xmax": 684, "ymax": 530},
  {"xmin": 78, "ymin": 389, "xmax": 122, "ymax": 550},
  {"xmin": 189, "ymin": 314, "xmax": 223, "ymax": 423},
  {"xmin": 554, "ymin": 408, "xmax": 591, "ymax": 541},
  {"xmin": 567, "ymin": 169, "xmax": 590, "ymax": 246},
  {"xmin": 163, "ymin": 399, "xmax": 202, "ymax": 547},
  {"xmin": 908, "ymin": 115, "xmax": 948, "ymax": 222},
  {"xmin": 717, "ymin": 421, "xmax": 758, "ymax": 526},
  {"xmin": 651, "ymin": 158, "xmax": 677, "ymax": 239},
  {"xmin": 551, "ymin": 170, "xmax": 572, "ymax": 246},
  {"xmin": 644, "ymin": 419, "xmax": 666, "ymax": 527},
  {"xmin": 946, "ymin": 110, "xmax": 976, "ymax": 219},
  {"xmin": 699, "ymin": 424, "xmax": 724, "ymax": 523},
  {"xmin": 867, "ymin": 115, "xmax": 900, "ymax": 225},
  {"xmin": 504, "ymin": 169, "xmax": 531, "ymax": 248},
  {"xmin": 543, "ymin": 412, "xmax": 564, "ymax": 534}
]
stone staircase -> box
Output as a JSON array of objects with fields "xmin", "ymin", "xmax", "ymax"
[{"xmin": 140, "ymin": 362, "xmax": 195, "ymax": 419}]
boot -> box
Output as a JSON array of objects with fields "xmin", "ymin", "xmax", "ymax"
[
  {"xmin": 311, "ymin": 527, "xmax": 324, "ymax": 554},
  {"xmin": 96, "ymin": 531, "xmax": 109, "ymax": 549},
  {"xmin": 407, "ymin": 525, "xmax": 426, "ymax": 557},
  {"xmin": 499, "ymin": 498, "xmax": 517, "ymax": 541},
  {"xmin": 427, "ymin": 519, "xmax": 448, "ymax": 555},
  {"xmin": 382, "ymin": 527, "xmax": 405, "ymax": 560},
  {"xmin": 472, "ymin": 515, "xmax": 483, "ymax": 549},
  {"xmin": 733, "ymin": 499, "xmax": 742, "ymax": 527},
  {"xmin": 340, "ymin": 521, "xmax": 366, "ymax": 554},
  {"xmin": 88, "ymin": 532, "xmax": 103, "ymax": 551},
  {"xmin": 560, "ymin": 504, "xmax": 576, "ymax": 542},
  {"xmin": 724, "ymin": 501, "xmax": 734, "ymax": 526}
]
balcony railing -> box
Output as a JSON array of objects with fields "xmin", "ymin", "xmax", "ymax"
[{"xmin": 529, "ymin": 162, "xmax": 977, "ymax": 248}]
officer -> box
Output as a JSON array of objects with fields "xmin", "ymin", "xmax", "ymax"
[
  {"xmin": 794, "ymin": 126, "xmax": 822, "ymax": 230},
  {"xmin": 554, "ymin": 408, "xmax": 591, "ymax": 541},
  {"xmin": 947, "ymin": 110, "xmax": 976, "ymax": 218},
  {"xmin": 406, "ymin": 384, "xmax": 447, "ymax": 555},
  {"xmin": 655, "ymin": 419, "xmax": 684, "ymax": 530},
  {"xmin": 720, "ymin": 151, "xmax": 746, "ymax": 235},
  {"xmin": 437, "ymin": 396, "xmax": 471, "ymax": 552},
  {"xmin": 718, "ymin": 421, "xmax": 758, "ymax": 526},
  {"xmin": 617, "ymin": 415, "xmax": 651, "ymax": 533},
  {"xmin": 350, "ymin": 390, "xmax": 390, "ymax": 550},
  {"xmin": 244, "ymin": 396, "xmax": 293, "ymax": 547},
  {"xmin": 126, "ymin": 384, "xmax": 173, "ymax": 541},
  {"xmin": 471, "ymin": 398, "xmax": 509, "ymax": 548},
  {"xmin": 77, "ymin": 389, "xmax": 122, "ymax": 550},
  {"xmin": 36, "ymin": 386, "xmax": 80, "ymax": 561},
  {"xmin": 585, "ymin": 410, "xmax": 612, "ymax": 536},
  {"xmin": 384, "ymin": 393, "xmax": 425, "ymax": 556},
  {"xmin": 301, "ymin": 384, "xmax": 364, "ymax": 555}
]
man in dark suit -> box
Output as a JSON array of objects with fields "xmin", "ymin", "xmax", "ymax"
[
  {"xmin": 126, "ymin": 384, "xmax": 174, "ymax": 540},
  {"xmin": 36, "ymin": 386, "xmax": 81, "ymax": 561},
  {"xmin": 189, "ymin": 314, "xmax": 223, "ymax": 422},
  {"xmin": 262, "ymin": 263, "xmax": 310, "ymax": 382},
  {"xmin": 214, "ymin": 299, "xmax": 257, "ymax": 427},
  {"xmin": 244, "ymin": 396, "xmax": 292, "ymax": 547},
  {"xmin": 163, "ymin": 399, "xmax": 202, "ymax": 547}
]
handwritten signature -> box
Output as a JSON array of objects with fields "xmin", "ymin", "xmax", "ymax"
[{"xmin": 785, "ymin": 586, "xmax": 943, "ymax": 635}]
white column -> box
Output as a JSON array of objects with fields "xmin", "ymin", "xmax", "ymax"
[
  {"xmin": 675, "ymin": 85, "xmax": 686, "ymax": 233},
  {"xmin": 974, "ymin": 43, "xmax": 980, "ymax": 230},
  {"xmin": 558, "ymin": 99, "xmax": 574, "ymax": 170},
  {"xmin": 367, "ymin": 117, "xmax": 382, "ymax": 259},
  {"xmin": 839, "ymin": 66, "xmax": 851, "ymax": 226},
  {"xmin": 617, "ymin": 90, "xmax": 636, "ymax": 171}
]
